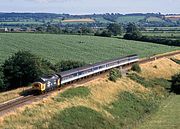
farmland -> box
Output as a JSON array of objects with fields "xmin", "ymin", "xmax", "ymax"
[
  {"xmin": 0, "ymin": 33, "xmax": 179, "ymax": 64},
  {"xmin": 62, "ymin": 18, "xmax": 95, "ymax": 23},
  {"xmin": 142, "ymin": 31, "xmax": 180, "ymax": 40},
  {"xmin": 116, "ymin": 15, "xmax": 145, "ymax": 23}
]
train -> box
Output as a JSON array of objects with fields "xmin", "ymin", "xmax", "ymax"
[{"xmin": 32, "ymin": 54, "xmax": 139, "ymax": 93}]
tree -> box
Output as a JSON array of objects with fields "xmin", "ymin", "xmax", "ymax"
[
  {"xmin": 107, "ymin": 23, "xmax": 122, "ymax": 36},
  {"xmin": 55, "ymin": 60, "xmax": 86, "ymax": 72},
  {"xmin": 94, "ymin": 30, "xmax": 112, "ymax": 37},
  {"xmin": 124, "ymin": 23, "xmax": 142, "ymax": 40},
  {"xmin": 126, "ymin": 23, "xmax": 139, "ymax": 33},
  {"xmin": 171, "ymin": 73, "xmax": 180, "ymax": 93},
  {"xmin": 46, "ymin": 25, "xmax": 61, "ymax": 34},
  {"xmin": 2, "ymin": 51, "xmax": 55, "ymax": 89}
]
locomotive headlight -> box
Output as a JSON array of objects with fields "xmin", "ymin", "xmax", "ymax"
[{"xmin": 32, "ymin": 82, "xmax": 42, "ymax": 90}]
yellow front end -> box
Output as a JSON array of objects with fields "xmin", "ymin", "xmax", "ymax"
[{"xmin": 32, "ymin": 82, "xmax": 46, "ymax": 93}]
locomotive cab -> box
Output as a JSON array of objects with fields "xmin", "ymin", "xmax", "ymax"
[{"xmin": 32, "ymin": 74, "xmax": 60, "ymax": 94}]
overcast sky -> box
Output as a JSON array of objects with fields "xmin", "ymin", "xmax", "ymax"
[{"xmin": 0, "ymin": 0, "xmax": 180, "ymax": 14}]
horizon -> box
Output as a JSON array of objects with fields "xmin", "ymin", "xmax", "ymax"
[
  {"xmin": 0, "ymin": 12, "xmax": 179, "ymax": 15},
  {"xmin": 1, "ymin": 0, "xmax": 180, "ymax": 15}
]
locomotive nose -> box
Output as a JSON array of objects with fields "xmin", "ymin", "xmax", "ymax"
[{"xmin": 32, "ymin": 82, "xmax": 42, "ymax": 90}]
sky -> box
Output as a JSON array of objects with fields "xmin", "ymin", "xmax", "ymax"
[{"xmin": 0, "ymin": 0, "xmax": 180, "ymax": 14}]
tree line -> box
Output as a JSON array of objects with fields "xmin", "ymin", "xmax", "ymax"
[
  {"xmin": 123, "ymin": 23, "xmax": 180, "ymax": 46},
  {"xmin": 0, "ymin": 51, "xmax": 85, "ymax": 91}
]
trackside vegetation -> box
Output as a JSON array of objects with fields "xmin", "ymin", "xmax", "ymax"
[
  {"xmin": 171, "ymin": 73, "xmax": 180, "ymax": 93},
  {"xmin": 55, "ymin": 87, "xmax": 90, "ymax": 102},
  {"xmin": 131, "ymin": 63, "xmax": 141, "ymax": 73},
  {"xmin": 170, "ymin": 58, "xmax": 180, "ymax": 64},
  {"xmin": 127, "ymin": 73, "xmax": 171, "ymax": 89},
  {"xmin": 108, "ymin": 68, "xmax": 122, "ymax": 82},
  {"xmin": 0, "ymin": 67, "xmax": 4, "ymax": 90}
]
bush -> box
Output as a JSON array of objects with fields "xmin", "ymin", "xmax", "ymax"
[
  {"xmin": 171, "ymin": 73, "xmax": 180, "ymax": 93},
  {"xmin": 108, "ymin": 68, "xmax": 122, "ymax": 82},
  {"xmin": 94, "ymin": 30, "xmax": 112, "ymax": 37},
  {"xmin": 0, "ymin": 67, "xmax": 5, "ymax": 90},
  {"xmin": 2, "ymin": 51, "xmax": 55, "ymax": 89},
  {"xmin": 131, "ymin": 63, "xmax": 141, "ymax": 73},
  {"xmin": 55, "ymin": 60, "xmax": 86, "ymax": 72},
  {"xmin": 128, "ymin": 73, "xmax": 171, "ymax": 89}
]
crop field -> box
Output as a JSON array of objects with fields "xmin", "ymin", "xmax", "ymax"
[
  {"xmin": 0, "ymin": 33, "xmax": 179, "ymax": 64},
  {"xmin": 62, "ymin": 18, "xmax": 95, "ymax": 23}
]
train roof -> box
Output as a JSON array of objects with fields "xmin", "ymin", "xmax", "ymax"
[
  {"xmin": 36, "ymin": 74, "xmax": 59, "ymax": 82},
  {"xmin": 58, "ymin": 54, "xmax": 138, "ymax": 77}
]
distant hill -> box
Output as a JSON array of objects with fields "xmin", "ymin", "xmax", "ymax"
[{"xmin": 0, "ymin": 13, "xmax": 179, "ymax": 27}]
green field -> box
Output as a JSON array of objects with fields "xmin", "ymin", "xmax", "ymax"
[
  {"xmin": 94, "ymin": 17, "xmax": 112, "ymax": 23},
  {"xmin": 146, "ymin": 17, "xmax": 164, "ymax": 22},
  {"xmin": 0, "ymin": 33, "xmax": 179, "ymax": 64},
  {"xmin": 138, "ymin": 95, "xmax": 180, "ymax": 129},
  {"xmin": 116, "ymin": 16, "xmax": 145, "ymax": 23},
  {"xmin": 142, "ymin": 32, "xmax": 180, "ymax": 40}
]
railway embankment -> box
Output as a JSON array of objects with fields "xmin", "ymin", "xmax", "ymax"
[{"xmin": 0, "ymin": 54, "xmax": 179, "ymax": 129}]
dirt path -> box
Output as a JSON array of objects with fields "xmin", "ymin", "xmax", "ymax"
[{"xmin": 137, "ymin": 95, "xmax": 180, "ymax": 129}]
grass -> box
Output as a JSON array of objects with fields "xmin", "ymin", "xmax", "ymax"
[
  {"xmin": 0, "ymin": 33, "xmax": 179, "ymax": 64},
  {"xmin": 0, "ymin": 77, "xmax": 152, "ymax": 129},
  {"xmin": 55, "ymin": 86, "xmax": 90, "ymax": 102},
  {"xmin": 128, "ymin": 73, "xmax": 172, "ymax": 89},
  {"xmin": 140, "ymin": 57, "xmax": 180, "ymax": 79},
  {"xmin": 0, "ymin": 87, "xmax": 30, "ymax": 103},
  {"xmin": 42, "ymin": 106, "xmax": 114, "ymax": 129},
  {"xmin": 105, "ymin": 91, "xmax": 159, "ymax": 129},
  {"xmin": 138, "ymin": 94, "xmax": 180, "ymax": 129}
]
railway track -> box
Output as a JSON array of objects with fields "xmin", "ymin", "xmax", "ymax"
[{"xmin": 0, "ymin": 51, "xmax": 179, "ymax": 116}]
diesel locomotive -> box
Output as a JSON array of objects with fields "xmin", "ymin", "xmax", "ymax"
[{"xmin": 32, "ymin": 54, "xmax": 139, "ymax": 93}]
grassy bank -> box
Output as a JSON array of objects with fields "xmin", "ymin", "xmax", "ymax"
[
  {"xmin": 137, "ymin": 94, "xmax": 180, "ymax": 129},
  {"xmin": 0, "ymin": 56, "xmax": 179, "ymax": 129}
]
